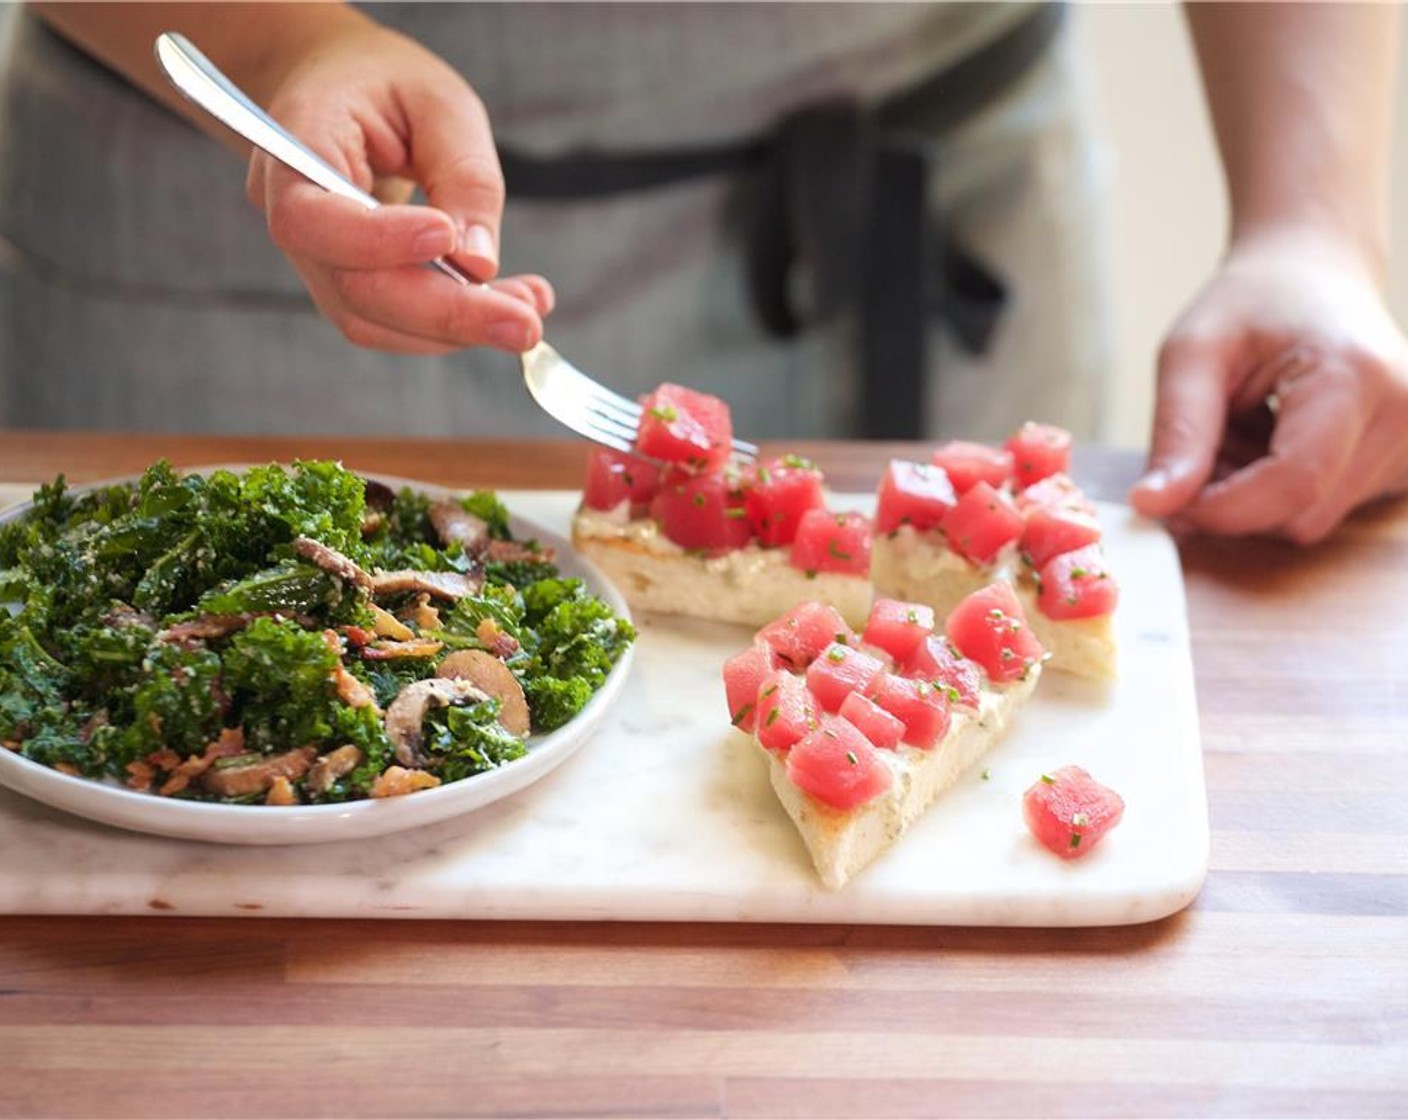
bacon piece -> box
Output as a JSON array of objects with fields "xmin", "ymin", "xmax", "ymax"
[
  {"xmin": 265, "ymin": 776, "xmax": 299, "ymax": 806},
  {"xmin": 160, "ymin": 614, "xmax": 254, "ymax": 642},
  {"xmin": 370, "ymin": 603, "xmax": 415, "ymax": 641},
  {"xmin": 159, "ymin": 611, "xmax": 317, "ymax": 644},
  {"xmin": 475, "ymin": 618, "xmax": 519, "ymax": 659},
  {"xmin": 200, "ymin": 745, "xmax": 317, "ymax": 798},
  {"xmin": 409, "ymin": 595, "xmax": 441, "ymax": 632},
  {"xmin": 319, "ymin": 630, "xmax": 379, "ymax": 710},
  {"xmin": 343, "ymin": 625, "xmax": 375, "ymax": 649},
  {"xmin": 157, "ymin": 728, "xmax": 247, "ymax": 796},
  {"xmin": 125, "ymin": 760, "xmax": 156, "ymax": 792},
  {"xmin": 334, "ymin": 667, "xmax": 378, "ymax": 708},
  {"xmin": 306, "ymin": 745, "xmax": 364, "ymax": 796},
  {"xmin": 144, "ymin": 747, "xmax": 182, "ymax": 773},
  {"xmin": 369, "ymin": 766, "xmax": 442, "ymax": 799},
  {"xmin": 360, "ymin": 638, "xmax": 444, "ymax": 661}
]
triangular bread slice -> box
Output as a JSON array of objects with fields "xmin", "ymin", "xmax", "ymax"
[{"xmin": 757, "ymin": 665, "xmax": 1041, "ymax": 890}]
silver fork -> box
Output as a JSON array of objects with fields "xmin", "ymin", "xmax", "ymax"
[
  {"xmin": 154, "ymin": 32, "xmax": 758, "ymax": 466},
  {"xmin": 521, "ymin": 343, "xmax": 758, "ymax": 462}
]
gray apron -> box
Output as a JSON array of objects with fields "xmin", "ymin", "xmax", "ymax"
[{"xmin": 0, "ymin": 3, "xmax": 1107, "ymax": 442}]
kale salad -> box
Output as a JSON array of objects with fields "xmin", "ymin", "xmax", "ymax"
[{"xmin": 0, "ymin": 461, "xmax": 634, "ymax": 805}]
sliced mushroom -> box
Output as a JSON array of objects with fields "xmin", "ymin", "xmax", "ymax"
[
  {"xmin": 383, "ymin": 677, "xmax": 489, "ymax": 768},
  {"xmin": 159, "ymin": 613, "xmax": 254, "ymax": 642},
  {"xmin": 200, "ymin": 745, "xmax": 317, "ymax": 798},
  {"xmin": 306, "ymin": 744, "xmax": 364, "ymax": 796},
  {"xmin": 485, "ymin": 538, "xmax": 556, "ymax": 567},
  {"xmin": 359, "ymin": 480, "xmax": 396, "ymax": 536},
  {"xmin": 436, "ymin": 649, "xmax": 531, "ymax": 737},
  {"xmin": 293, "ymin": 537, "xmax": 374, "ymax": 592},
  {"xmin": 369, "ymin": 569, "xmax": 482, "ymax": 600},
  {"xmin": 429, "ymin": 500, "xmax": 491, "ymax": 555},
  {"xmin": 361, "ymin": 479, "xmax": 397, "ymax": 512}
]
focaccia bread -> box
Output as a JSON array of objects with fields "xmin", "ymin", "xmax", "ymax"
[
  {"xmin": 572, "ymin": 384, "xmax": 873, "ymax": 629},
  {"xmin": 869, "ymin": 426, "xmax": 1118, "ymax": 680},
  {"xmin": 723, "ymin": 584, "xmax": 1045, "ymax": 890}
]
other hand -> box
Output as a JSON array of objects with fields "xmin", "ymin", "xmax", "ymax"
[{"xmin": 1129, "ymin": 228, "xmax": 1408, "ymax": 543}]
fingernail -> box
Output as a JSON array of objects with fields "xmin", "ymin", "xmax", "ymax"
[
  {"xmin": 486, "ymin": 320, "xmax": 531, "ymax": 351},
  {"xmin": 411, "ymin": 224, "xmax": 454, "ymax": 259},
  {"xmin": 460, "ymin": 223, "xmax": 498, "ymax": 266},
  {"xmin": 1136, "ymin": 468, "xmax": 1169, "ymax": 493}
]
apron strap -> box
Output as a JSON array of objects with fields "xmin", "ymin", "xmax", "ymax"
[{"xmin": 499, "ymin": 3, "xmax": 1065, "ymax": 437}]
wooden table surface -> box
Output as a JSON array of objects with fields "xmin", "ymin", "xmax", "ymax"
[{"xmin": 0, "ymin": 431, "xmax": 1404, "ymax": 1119}]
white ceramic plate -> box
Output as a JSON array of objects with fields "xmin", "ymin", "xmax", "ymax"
[{"xmin": 0, "ymin": 473, "xmax": 634, "ymax": 845}]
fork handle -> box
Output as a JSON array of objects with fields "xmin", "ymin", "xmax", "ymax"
[{"xmin": 153, "ymin": 31, "xmax": 474, "ymax": 287}]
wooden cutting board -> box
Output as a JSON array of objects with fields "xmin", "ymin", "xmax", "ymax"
[{"xmin": 0, "ymin": 489, "xmax": 1206, "ymax": 926}]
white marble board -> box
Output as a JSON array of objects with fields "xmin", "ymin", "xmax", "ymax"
[{"xmin": 0, "ymin": 488, "xmax": 1207, "ymax": 926}]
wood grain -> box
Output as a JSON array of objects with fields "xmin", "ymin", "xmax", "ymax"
[{"xmin": 0, "ymin": 432, "xmax": 1404, "ymax": 1119}]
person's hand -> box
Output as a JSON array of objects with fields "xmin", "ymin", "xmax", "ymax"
[
  {"xmin": 1129, "ymin": 228, "xmax": 1408, "ymax": 543},
  {"xmin": 244, "ymin": 13, "xmax": 552, "ymax": 354}
]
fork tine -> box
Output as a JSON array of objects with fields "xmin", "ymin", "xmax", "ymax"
[
  {"xmin": 580, "ymin": 406, "xmax": 641, "ymax": 444},
  {"xmin": 522, "ymin": 340, "xmax": 760, "ymax": 466},
  {"xmin": 580, "ymin": 385, "xmax": 642, "ymax": 425}
]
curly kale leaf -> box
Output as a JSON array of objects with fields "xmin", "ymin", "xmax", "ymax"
[
  {"xmin": 516, "ymin": 577, "xmax": 634, "ymax": 729},
  {"xmin": 423, "ymin": 699, "xmax": 527, "ymax": 783},
  {"xmin": 484, "ymin": 551, "xmax": 559, "ymax": 589},
  {"xmin": 522, "ymin": 676, "xmax": 595, "ymax": 732},
  {"xmin": 123, "ymin": 642, "xmax": 226, "ymax": 763},
  {"xmin": 435, "ymin": 583, "xmax": 528, "ymax": 651},
  {"xmin": 196, "ymin": 559, "xmax": 357, "ymax": 624},
  {"xmin": 459, "ymin": 491, "xmax": 512, "ymax": 540},
  {"xmin": 230, "ymin": 461, "xmax": 368, "ymax": 563},
  {"xmin": 0, "ymin": 617, "xmax": 69, "ymax": 742},
  {"xmin": 316, "ymin": 703, "xmax": 395, "ymax": 801},
  {"xmin": 221, "ymin": 616, "xmax": 344, "ymax": 752},
  {"xmin": 50, "ymin": 615, "xmax": 156, "ymax": 705}
]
